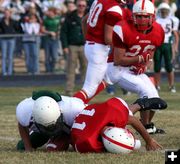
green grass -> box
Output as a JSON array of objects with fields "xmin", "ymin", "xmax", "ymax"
[{"xmin": 0, "ymin": 83, "xmax": 179, "ymax": 164}]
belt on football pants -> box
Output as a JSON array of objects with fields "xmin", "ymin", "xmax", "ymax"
[{"xmin": 86, "ymin": 41, "xmax": 95, "ymax": 45}]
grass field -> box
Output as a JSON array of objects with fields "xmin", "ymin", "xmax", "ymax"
[{"xmin": 0, "ymin": 83, "xmax": 179, "ymax": 164}]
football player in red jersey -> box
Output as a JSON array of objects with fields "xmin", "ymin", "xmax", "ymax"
[
  {"xmin": 71, "ymin": 97, "xmax": 165, "ymax": 153},
  {"xmin": 103, "ymin": 0, "xmax": 165, "ymax": 134},
  {"xmin": 73, "ymin": 0, "xmax": 130, "ymax": 103}
]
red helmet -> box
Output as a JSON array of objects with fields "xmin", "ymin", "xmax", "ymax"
[{"xmin": 132, "ymin": 0, "xmax": 155, "ymax": 31}]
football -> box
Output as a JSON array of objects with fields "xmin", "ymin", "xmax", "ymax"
[{"xmin": 46, "ymin": 134, "xmax": 70, "ymax": 152}]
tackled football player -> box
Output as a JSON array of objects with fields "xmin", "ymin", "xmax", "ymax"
[{"xmin": 16, "ymin": 90, "xmax": 166, "ymax": 151}]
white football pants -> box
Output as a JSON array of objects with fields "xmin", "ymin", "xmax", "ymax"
[
  {"xmin": 82, "ymin": 42, "xmax": 110, "ymax": 98},
  {"xmin": 105, "ymin": 63, "xmax": 159, "ymax": 98}
]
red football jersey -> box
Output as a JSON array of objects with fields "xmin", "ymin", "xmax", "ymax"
[
  {"xmin": 86, "ymin": 0, "xmax": 123, "ymax": 44},
  {"xmin": 122, "ymin": 7, "xmax": 132, "ymax": 20},
  {"xmin": 108, "ymin": 20, "xmax": 165, "ymax": 64},
  {"xmin": 71, "ymin": 97, "xmax": 129, "ymax": 153}
]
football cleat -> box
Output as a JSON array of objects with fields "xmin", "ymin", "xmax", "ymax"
[
  {"xmin": 134, "ymin": 97, "xmax": 167, "ymax": 111},
  {"xmin": 144, "ymin": 122, "xmax": 166, "ymax": 134}
]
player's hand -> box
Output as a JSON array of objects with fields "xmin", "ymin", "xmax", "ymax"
[
  {"xmin": 50, "ymin": 32, "xmax": 56, "ymax": 37},
  {"xmin": 139, "ymin": 51, "xmax": 152, "ymax": 63},
  {"xmin": 63, "ymin": 48, "xmax": 69, "ymax": 55},
  {"xmin": 130, "ymin": 64, "xmax": 147, "ymax": 75},
  {"xmin": 146, "ymin": 138, "xmax": 163, "ymax": 151}
]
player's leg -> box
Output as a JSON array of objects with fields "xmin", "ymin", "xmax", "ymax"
[
  {"xmin": 154, "ymin": 46, "xmax": 163, "ymax": 90},
  {"xmin": 138, "ymin": 74, "xmax": 159, "ymax": 127},
  {"xmin": 84, "ymin": 65, "xmax": 119, "ymax": 103},
  {"xmin": 73, "ymin": 43, "xmax": 109, "ymax": 103},
  {"xmin": 65, "ymin": 46, "xmax": 78, "ymax": 96},
  {"xmin": 164, "ymin": 43, "xmax": 176, "ymax": 92},
  {"xmin": 139, "ymin": 75, "xmax": 166, "ymax": 134},
  {"xmin": 78, "ymin": 45, "xmax": 87, "ymax": 84},
  {"xmin": 84, "ymin": 80, "xmax": 108, "ymax": 103},
  {"xmin": 114, "ymin": 71, "xmax": 164, "ymax": 133}
]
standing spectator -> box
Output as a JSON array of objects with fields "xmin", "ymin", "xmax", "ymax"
[
  {"xmin": 9, "ymin": 0, "xmax": 25, "ymax": 57},
  {"xmin": 21, "ymin": 2, "xmax": 42, "ymax": 24},
  {"xmin": 65, "ymin": 0, "xmax": 76, "ymax": 13},
  {"xmin": 0, "ymin": 9, "xmax": 22, "ymax": 76},
  {"xmin": 21, "ymin": 13, "xmax": 41, "ymax": 75},
  {"xmin": 61, "ymin": 0, "xmax": 87, "ymax": 96},
  {"xmin": 0, "ymin": 0, "xmax": 11, "ymax": 20},
  {"xmin": 42, "ymin": 0, "xmax": 66, "ymax": 15},
  {"xmin": 154, "ymin": 2, "xmax": 179, "ymax": 93},
  {"xmin": 42, "ymin": 7, "xmax": 61, "ymax": 73},
  {"xmin": 9, "ymin": 0, "xmax": 25, "ymax": 21},
  {"xmin": 61, "ymin": 0, "xmax": 76, "ymax": 24},
  {"xmin": 22, "ymin": 0, "xmax": 43, "ymax": 19}
]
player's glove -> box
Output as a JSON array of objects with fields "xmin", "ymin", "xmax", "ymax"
[
  {"xmin": 133, "ymin": 97, "xmax": 167, "ymax": 111},
  {"xmin": 139, "ymin": 51, "xmax": 152, "ymax": 63}
]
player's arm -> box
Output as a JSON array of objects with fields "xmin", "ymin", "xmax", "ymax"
[
  {"xmin": 104, "ymin": 24, "xmax": 113, "ymax": 45},
  {"xmin": 113, "ymin": 47, "xmax": 139, "ymax": 66},
  {"xmin": 81, "ymin": 13, "xmax": 89, "ymax": 37},
  {"xmin": 127, "ymin": 115, "xmax": 163, "ymax": 151},
  {"xmin": 18, "ymin": 123, "xmax": 33, "ymax": 151},
  {"xmin": 112, "ymin": 27, "xmax": 139, "ymax": 66},
  {"xmin": 172, "ymin": 30, "xmax": 179, "ymax": 57},
  {"xmin": 113, "ymin": 26, "xmax": 151, "ymax": 66}
]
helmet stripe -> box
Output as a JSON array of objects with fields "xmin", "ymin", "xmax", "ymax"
[
  {"xmin": 102, "ymin": 133, "xmax": 134, "ymax": 150},
  {"xmin": 142, "ymin": 0, "xmax": 145, "ymax": 10}
]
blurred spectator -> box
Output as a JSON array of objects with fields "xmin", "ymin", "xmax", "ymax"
[
  {"xmin": 154, "ymin": 2, "xmax": 179, "ymax": 93},
  {"xmin": 42, "ymin": 7, "xmax": 61, "ymax": 73},
  {"xmin": 65, "ymin": 0, "xmax": 76, "ymax": 13},
  {"xmin": 0, "ymin": 9, "xmax": 22, "ymax": 75},
  {"xmin": 21, "ymin": 2, "xmax": 42, "ymax": 24},
  {"xmin": 61, "ymin": 0, "xmax": 76, "ymax": 25},
  {"xmin": 21, "ymin": 13, "xmax": 41, "ymax": 75},
  {"xmin": 61, "ymin": 0, "xmax": 87, "ymax": 96},
  {"xmin": 42, "ymin": 0, "xmax": 66, "ymax": 15},
  {"xmin": 9, "ymin": 0, "xmax": 25, "ymax": 21},
  {"xmin": 9, "ymin": 0, "xmax": 25, "ymax": 57},
  {"xmin": 22, "ymin": 0, "xmax": 43, "ymax": 19},
  {"xmin": 0, "ymin": 0, "xmax": 11, "ymax": 20}
]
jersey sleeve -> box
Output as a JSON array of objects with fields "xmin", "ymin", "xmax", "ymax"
[
  {"xmin": 16, "ymin": 97, "xmax": 34, "ymax": 127},
  {"xmin": 104, "ymin": 6, "xmax": 123, "ymax": 26},
  {"xmin": 172, "ymin": 16, "xmax": 179, "ymax": 31},
  {"xmin": 59, "ymin": 96, "xmax": 85, "ymax": 127},
  {"xmin": 112, "ymin": 23, "xmax": 126, "ymax": 48}
]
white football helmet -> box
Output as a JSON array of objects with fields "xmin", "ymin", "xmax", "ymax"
[
  {"xmin": 158, "ymin": 2, "xmax": 171, "ymax": 11},
  {"xmin": 157, "ymin": 3, "xmax": 171, "ymax": 18},
  {"xmin": 32, "ymin": 96, "xmax": 61, "ymax": 127},
  {"xmin": 132, "ymin": 0, "xmax": 155, "ymax": 31},
  {"xmin": 102, "ymin": 127, "xmax": 135, "ymax": 153}
]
